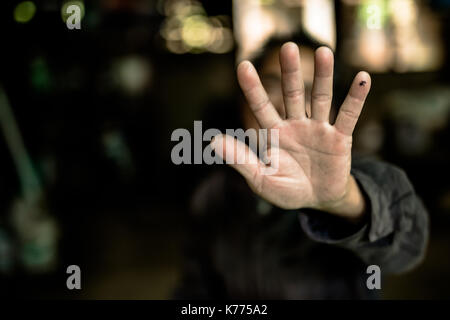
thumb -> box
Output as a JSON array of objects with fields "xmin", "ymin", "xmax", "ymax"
[{"xmin": 211, "ymin": 134, "xmax": 262, "ymax": 182}]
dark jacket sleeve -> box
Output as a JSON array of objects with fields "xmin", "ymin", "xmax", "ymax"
[{"xmin": 298, "ymin": 157, "xmax": 429, "ymax": 274}]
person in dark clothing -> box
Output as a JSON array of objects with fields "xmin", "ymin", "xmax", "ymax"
[{"xmin": 173, "ymin": 35, "xmax": 429, "ymax": 299}]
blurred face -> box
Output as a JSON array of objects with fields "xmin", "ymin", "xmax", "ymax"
[{"xmin": 242, "ymin": 45, "xmax": 315, "ymax": 130}]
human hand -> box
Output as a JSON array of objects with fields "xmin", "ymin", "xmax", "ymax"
[{"xmin": 212, "ymin": 43, "xmax": 370, "ymax": 221}]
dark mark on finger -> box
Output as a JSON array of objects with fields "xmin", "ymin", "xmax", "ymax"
[{"xmin": 359, "ymin": 81, "xmax": 367, "ymax": 86}]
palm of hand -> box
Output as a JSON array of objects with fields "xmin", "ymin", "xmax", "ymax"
[{"xmin": 256, "ymin": 119, "xmax": 352, "ymax": 209}]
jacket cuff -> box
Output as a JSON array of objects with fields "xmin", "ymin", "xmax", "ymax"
[{"xmin": 299, "ymin": 167, "xmax": 395, "ymax": 248}]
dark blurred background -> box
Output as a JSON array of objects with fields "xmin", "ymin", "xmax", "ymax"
[{"xmin": 0, "ymin": 0, "xmax": 449, "ymax": 299}]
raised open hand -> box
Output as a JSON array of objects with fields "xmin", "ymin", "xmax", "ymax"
[{"xmin": 211, "ymin": 43, "xmax": 371, "ymax": 220}]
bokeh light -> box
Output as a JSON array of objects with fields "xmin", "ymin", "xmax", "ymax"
[
  {"xmin": 160, "ymin": 0, "xmax": 234, "ymax": 54},
  {"xmin": 14, "ymin": 1, "xmax": 36, "ymax": 24},
  {"xmin": 302, "ymin": 0, "xmax": 336, "ymax": 49},
  {"xmin": 358, "ymin": 0, "xmax": 388, "ymax": 30},
  {"xmin": 181, "ymin": 15, "xmax": 213, "ymax": 49},
  {"xmin": 112, "ymin": 56, "xmax": 153, "ymax": 96}
]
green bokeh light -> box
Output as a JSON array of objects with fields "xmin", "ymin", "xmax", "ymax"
[
  {"xmin": 31, "ymin": 57, "xmax": 52, "ymax": 93},
  {"xmin": 14, "ymin": 1, "xmax": 36, "ymax": 24},
  {"xmin": 358, "ymin": 0, "xmax": 389, "ymax": 30}
]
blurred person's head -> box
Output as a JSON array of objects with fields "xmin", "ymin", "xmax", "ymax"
[{"xmin": 240, "ymin": 33, "xmax": 328, "ymax": 130}]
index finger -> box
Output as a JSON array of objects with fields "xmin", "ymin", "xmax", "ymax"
[{"xmin": 237, "ymin": 61, "xmax": 283, "ymax": 129}]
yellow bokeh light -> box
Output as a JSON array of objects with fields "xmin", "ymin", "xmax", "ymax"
[
  {"xmin": 181, "ymin": 15, "xmax": 213, "ymax": 49},
  {"xmin": 162, "ymin": 0, "xmax": 234, "ymax": 54}
]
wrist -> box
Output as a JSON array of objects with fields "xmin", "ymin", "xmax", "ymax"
[{"xmin": 315, "ymin": 175, "xmax": 367, "ymax": 223}]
